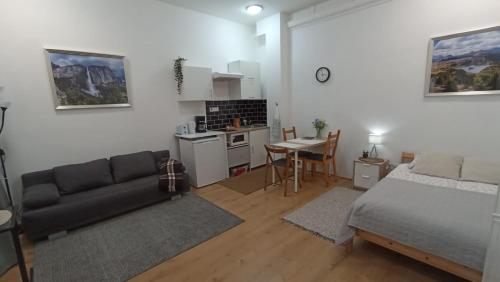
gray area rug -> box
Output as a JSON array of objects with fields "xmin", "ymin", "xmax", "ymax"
[
  {"xmin": 33, "ymin": 193, "xmax": 243, "ymax": 282},
  {"xmin": 283, "ymin": 187, "xmax": 363, "ymax": 244}
]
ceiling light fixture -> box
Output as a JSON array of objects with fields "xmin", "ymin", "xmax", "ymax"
[{"xmin": 246, "ymin": 4, "xmax": 263, "ymax": 15}]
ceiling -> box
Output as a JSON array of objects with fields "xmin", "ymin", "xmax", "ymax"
[{"xmin": 158, "ymin": 0, "xmax": 328, "ymax": 25}]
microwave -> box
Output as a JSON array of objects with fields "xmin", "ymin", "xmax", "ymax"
[{"xmin": 227, "ymin": 132, "xmax": 249, "ymax": 147}]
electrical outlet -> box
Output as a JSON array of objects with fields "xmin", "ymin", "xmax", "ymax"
[{"xmin": 209, "ymin": 106, "xmax": 219, "ymax": 113}]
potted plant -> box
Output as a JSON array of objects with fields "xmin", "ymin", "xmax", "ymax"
[
  {"xmin": 174, "ymin": 57, "xmax": 186, "ymax": 95},
  {"xmin": 312, "ymin": 118, "xmax": 327, "ymax": 138}
]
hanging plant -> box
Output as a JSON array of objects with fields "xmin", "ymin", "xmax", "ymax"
[{"xmin": 174, "ymin": 57, "xmax": 187, "ymax": 95}]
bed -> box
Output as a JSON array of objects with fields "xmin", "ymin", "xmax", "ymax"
[{"xmin": 344, "ymin": 153, "xmax": 498, "ymax": 282}]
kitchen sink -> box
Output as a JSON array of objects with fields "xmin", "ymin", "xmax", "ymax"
[
  {"xmin": 216, "ymin": 124, "xmax": 268, "ymax": 132},
  {"xmin": 216, "ymin": 128, "xmax": 237, "ymax": 132},
  {"xmin": 240, "ymin": 124, "xmax": 267, "ymax": 128}
]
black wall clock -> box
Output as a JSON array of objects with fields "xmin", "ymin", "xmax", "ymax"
[{"xmin": 315, "ymin": 67, "xmax": 331, "ymax": 83}]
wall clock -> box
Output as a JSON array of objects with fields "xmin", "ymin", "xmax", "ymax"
[{"xmin": 315, "ymin": 67, "xmax": 331, "ymax": 83}]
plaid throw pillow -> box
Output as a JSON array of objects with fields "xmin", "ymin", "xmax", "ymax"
[{"xmin": 158, "ymin": 158, "xmax": 185, "ymax": 192}]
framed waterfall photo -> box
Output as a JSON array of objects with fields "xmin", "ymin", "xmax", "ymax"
[
  {"xmin": 45, "ymin": 49, "xmax": 130, "ymax": 109},
  {"xmin": 425, "ymin": 26, "xmax": 500, "ymax": 96}
]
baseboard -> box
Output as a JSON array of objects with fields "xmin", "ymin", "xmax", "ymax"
[
  {"xmin": 171, "ymin": 194, "xmax": 182, "ymax": 200},
  {"xmin": 48, "ymin": 230, "xmax": 67, "ymax": 240}
]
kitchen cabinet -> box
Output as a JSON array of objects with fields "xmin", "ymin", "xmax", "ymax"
[
  {"xmin": 227, "ymin": 145, "xmax": 250, "ymax": 168},
  {"xmin": 178, "ymin": 133, "xmax": 228, "ymax": 187},
  {"xmin": 228, "ymin": 78, "xmax": 261, "ymax": 100},
  {"xmin": 249, "ymin": 128, "xmax": 270, "ymax": 168},
  {"xmin": 228, "ymin": 60, "xmax": 262, "ymax": 100},
  {"xmin": 178, "ymin": 66, "xmax": 213, "ymax": 101}
]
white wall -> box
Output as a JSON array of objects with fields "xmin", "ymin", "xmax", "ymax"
[
  {"xmin": 256, "ymin": 13, "xmax": 291, "ymax": 142},
  {"xmin": 289, "ymin": 0, "xmax": 500, "ymax": 178},
  {"xmin": 0, "ymin": 0, "xmax": 256, "ymax": 202}
]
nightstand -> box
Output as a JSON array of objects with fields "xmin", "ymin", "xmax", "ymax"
[{"xmin": 353, "ymin": 159, "xmax": 389, "ymax": 189}]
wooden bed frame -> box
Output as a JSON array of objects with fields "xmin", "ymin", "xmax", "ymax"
[{"xmin": 344, "ymin": 152, "xmax": 483, "ymax": 282}]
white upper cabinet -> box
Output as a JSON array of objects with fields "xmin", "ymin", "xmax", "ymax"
[
  {"xmin": 178, "ymin": 66, "xmax": 213, "ymax": 101},
  {"xmin": 228, "ymin": 61, "xmax": 262, "ymax": 100},
  {"xmin": 177, "ymin": 62, "xmax": 261, "ymax": 101}
]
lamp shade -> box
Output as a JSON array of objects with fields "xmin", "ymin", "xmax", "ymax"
[{"xmin": 368, "ymin": 134, "xmax": 382, "ymax": 145}]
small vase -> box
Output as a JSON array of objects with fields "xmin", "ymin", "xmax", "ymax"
[{"xmin": 315, "ymin": 129, "xmax": 322, "ymax": 139}]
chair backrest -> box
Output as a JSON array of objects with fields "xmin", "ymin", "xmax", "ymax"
[
  {"xmin": 282, "ymin": 127, "xmax": 297, "ymax": 141},
  {"xmin": 322, "ymin": 130, "xmax": 341, "ymax": 160},
  {"xmin": 264, "ymin": 145, "xmax": 288, "ymax": 164}
]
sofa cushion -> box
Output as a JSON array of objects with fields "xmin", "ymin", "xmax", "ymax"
[
  {"xmin": 23, "ymin": 183, "xmax": 60, "ymax": 209},
  {"xmin": 21, "ymin": 169, "xmax": 54, "ymax": 188},
  {"xmin": 54, "ymin": 159, "xmax": 114, "ymax": 194},
  {"xmin": 110, "ymin": 151, "xmax": 157, "ymax": 183},
  {"xmin": 153, "ymin": 150, "xmax": 170, "ymax": 171}
]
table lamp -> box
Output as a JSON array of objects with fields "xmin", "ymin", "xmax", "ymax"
[{"xmin": 368, "ymin": 134, "xmax": 383, "ymax": 159}]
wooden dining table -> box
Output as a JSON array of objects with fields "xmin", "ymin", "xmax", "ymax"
[{"xmin": 271, "ymin": 137, "xmax": 326, "ymax": 193}]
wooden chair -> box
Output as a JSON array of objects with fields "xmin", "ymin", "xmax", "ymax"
[
  {"xmin": 282, "ymin": 127, "xmax": 298, "ymax": 141},
  {"xmin": 282, "ymin": 127, "xmax": 312, "ymax": 180},
  {"xmin": 303, "ymin": 130, "xmax": 340, "ymax": 187},
  {"xmin": 264, "ymin": 145, "xmax": 302, "ymax": 196}
]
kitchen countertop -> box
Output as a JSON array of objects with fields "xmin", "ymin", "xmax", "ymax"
[
  {"xmin": 175, "ymin": 131, "xmax": 225, "ymax": 140},
  {"xmin": 175, "ymin": 126, "xmax": 270, "ymax": 139},
  {"xmin": 215, "ymin": 125, "xmax": 270, "ymax": 134}
]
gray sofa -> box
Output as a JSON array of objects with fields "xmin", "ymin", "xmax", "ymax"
[{"xmin": 21, "ymin": 150, "xmax": 189, "ymax": 240}]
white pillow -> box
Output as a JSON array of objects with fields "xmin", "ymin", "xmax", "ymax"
[
  {"xmin": 460, "ymin": 158, "xmax": 500, "ymax": 185},
  {"xmin": 411, "ymin": 153, "xmax": 463, "ymax": 180}
]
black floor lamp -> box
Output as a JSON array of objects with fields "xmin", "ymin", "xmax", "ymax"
[
  {"xmin": 0, "ymin": 105, "xmax": 13, "ymax": 207},
  {"xmin": 0, "ymin": 103, "xmax": 29, "ymax": 282}
]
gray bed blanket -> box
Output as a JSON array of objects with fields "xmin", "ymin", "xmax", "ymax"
[{"xmin": 348, "ymin": 177, "xmax": 496, "ymax": 271}]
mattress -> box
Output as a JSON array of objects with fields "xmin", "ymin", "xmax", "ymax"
[
  {"xmin": 348, "ymin": 172, "xmax": 497, "ymax": 271},
  {"xmin": 388, "ymin": 163, "xmax": 498, "ymax": 195}
]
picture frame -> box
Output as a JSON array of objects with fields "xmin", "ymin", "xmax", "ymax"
[
  {"xmin": 45, "ymin": 48, "xmax": 131, "ymax": 110},
  {"xmin": 425, "ymin": 26, "xmax": 500, "ymax": 97}
]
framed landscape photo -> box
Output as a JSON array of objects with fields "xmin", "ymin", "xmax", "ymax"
[
  {"xmin": 45, "ymin": 49, "xmax": 130, "ymax": 109},
  {"xmin": 425, "ymin": 26, "xmax": 500, "ymax": 96}
]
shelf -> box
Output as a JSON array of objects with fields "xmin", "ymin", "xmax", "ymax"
[{"xmin": 212, "ymin": 72, "xmax": 244, "ymax": 81}]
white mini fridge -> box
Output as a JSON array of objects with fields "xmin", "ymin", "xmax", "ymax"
[{"xmin": 179, "ymin": 135, "xmax": 228, "ymax": 188}]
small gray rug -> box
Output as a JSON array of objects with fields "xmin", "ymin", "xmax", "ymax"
[
  {"xmin": 33, "ymin": 193, "xmax": 243, "ymax": 282},
  {"xmin": 283, "ymin": 187, "xmax": 363, "ymax": 244}
]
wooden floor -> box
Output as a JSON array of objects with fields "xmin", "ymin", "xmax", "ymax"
[{"xmin": 0, "ymin": 176, "xmax": 466, "ymax": 282}]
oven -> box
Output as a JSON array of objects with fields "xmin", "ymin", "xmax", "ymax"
[{"xmin": 227, "ymin": 132, "xmax": 249, "ymax": 148}]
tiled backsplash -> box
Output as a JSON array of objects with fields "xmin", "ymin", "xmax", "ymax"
[{"xmin": 205, "ymin": 100, "xmax": 267, "ymax": 130}]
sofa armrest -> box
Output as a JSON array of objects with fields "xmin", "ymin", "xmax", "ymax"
[{"xmin": 23, "ymin": 183, "xmax": 60, "ymax": 209}]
